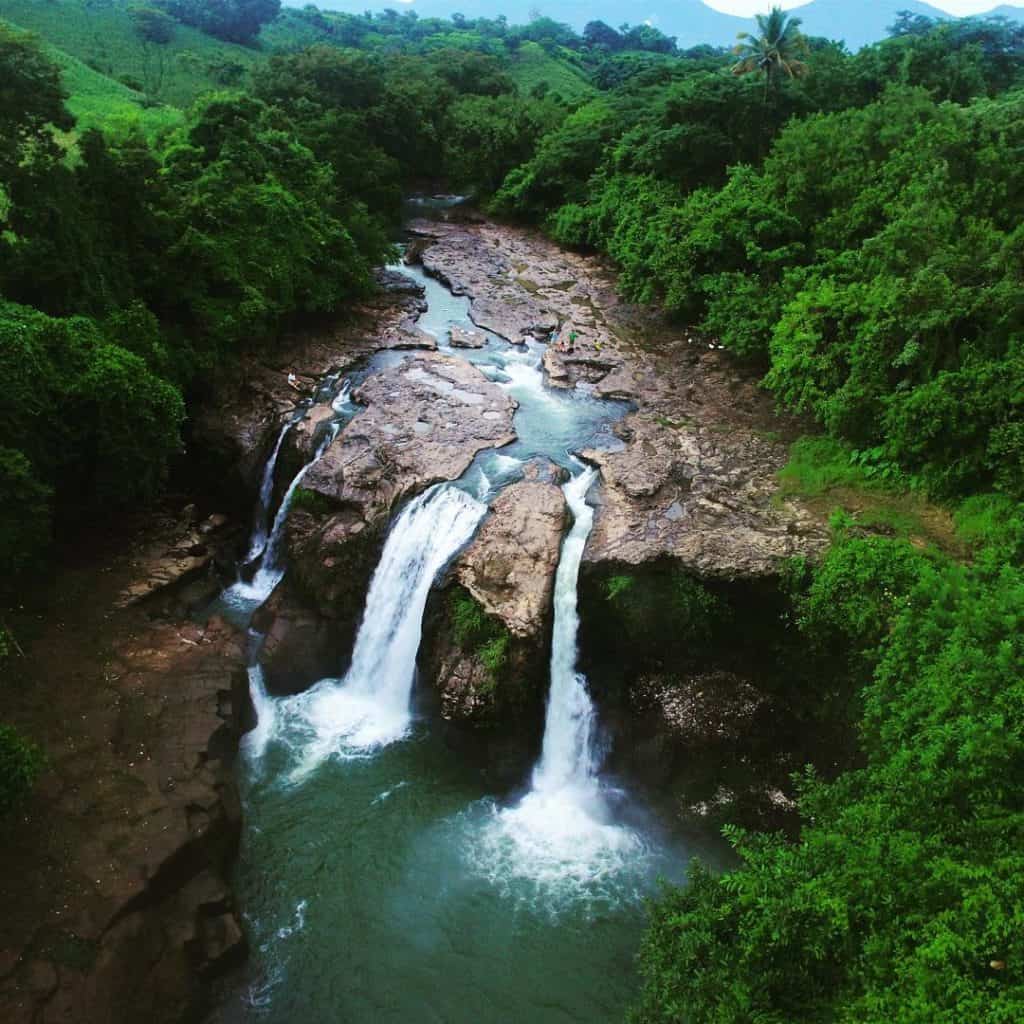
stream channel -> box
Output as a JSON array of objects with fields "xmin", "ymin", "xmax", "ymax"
[{"xmin": 212, "ymin": 210, "xmax": 713, "ymax": 1022}]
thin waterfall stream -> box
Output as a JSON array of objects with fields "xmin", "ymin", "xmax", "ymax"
[{"xmin": 219, "ymin": 220, "xmax": 702, "ymax": 1023}]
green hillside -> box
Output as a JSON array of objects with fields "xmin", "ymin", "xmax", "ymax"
[
  {"xmin": 507, "ymin": 41, "xmax": 595, "ymax": 101},
  {"xmin": 48, "ymin": 37, "xmax": 183, "ymax": 137},
  {"xmin": 0, "ymin": 0, "xmax": 259, "ymax": 107}
]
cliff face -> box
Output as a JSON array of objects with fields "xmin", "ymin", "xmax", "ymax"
[{"xmin": 0, "ymin": 512, "xmax": 249, "ymax": 1024}]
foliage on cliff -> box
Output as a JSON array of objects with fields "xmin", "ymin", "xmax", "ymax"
[{"xmin": 633, "ymin": 529, "xmax": 1024, "ymax": 1023}]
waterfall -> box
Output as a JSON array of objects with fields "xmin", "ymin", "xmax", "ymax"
[
  {"xmin": 280, "ymin": 484, "xmax": 486, "ymax": 773},
  {"xmin": 224, "ymin": 419, "xmax": 342, "ymax": 612},
  {"xmin": 471, "ymin": 467, "xmax": 643, "ymax": 895},
  {"xmin": 243, "ymin": 664, "xmax": 276, "ymax": 761},
  {"xmin": 532, "ymin": 467, "xmax": 601, "ymax": 794},
  {"xmin": 246, "ymin": 421, "xmax": 294, "ymax": 564}
]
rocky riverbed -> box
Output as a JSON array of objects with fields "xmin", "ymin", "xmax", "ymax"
[{"xmin": 1, "ymin": 212, "xmax": 832, "ymax": 1024}]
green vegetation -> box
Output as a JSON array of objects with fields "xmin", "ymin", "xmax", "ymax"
[
  {"xmin": 506, "ymin": 41, "xmax": 595, "ymax": 102},
  {"xmin": 0, "ymin": 0, "xmax": 260, "ymax": 106},
  {"xmin": 448, "ymin": 586, "xmax": 511, "ymax": 686},
  {"xmin": 291, "ymin": 487, "xmax": 336, "ymax": 516},
  {"xmin": 603, "ymin": 569, "xmax": 720, "ymax": 650},
  {"xmin": 0, "ymin": 723, "xmax": 46, "ymax": 816},
  {"xmin": 634, "ymin": 529, "xmax": 1024, "ymax": 1023}
]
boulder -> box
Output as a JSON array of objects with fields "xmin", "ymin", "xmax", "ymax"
[
  {"xmin": 449, "ymin": 325, "xmax": 486, "ymax": 349},
  {"xmin": 455, "ymin": 481, "xmax": 567, "ymax": 638}
]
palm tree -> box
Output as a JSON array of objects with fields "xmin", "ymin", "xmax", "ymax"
[{"xmin": 731, "ymin": 6, "xmax": 809, "ymax": 100}]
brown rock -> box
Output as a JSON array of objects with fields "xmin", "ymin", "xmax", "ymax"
[
  {"xmin": 449, "ymin": 325, "xmax": 487, "ymax": 349},
  {"xmin": 455, "ymin": 481, "xmax": 567, "ymax": 638}
]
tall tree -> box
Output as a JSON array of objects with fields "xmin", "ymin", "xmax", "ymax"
[{"xmin": 731, "ymin": 6, "xmax": 809, "ymax": 100}]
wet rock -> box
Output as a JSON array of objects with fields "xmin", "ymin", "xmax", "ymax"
[
  {"xmin": 190, "ymin": 282, "xmax": 435, "ymax": 504},
  {"xmin": 253, "ymin": 580, "xmax": 350, "ymax": 695},
  {"xmin": 541, "ymin": 348, "xmax": 571, "ymax": 389},
  {"xmin": 455, "ymin": 481, "xmax": 567, "ymax": 638},
  {"xmin": 449, "ymin": 325, "xmax": 486, "ymax": 349}
]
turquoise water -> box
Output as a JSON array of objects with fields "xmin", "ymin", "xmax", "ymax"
[{"xmin": 233, "ymin": 725, "xmax": 693, "ymax": 1024}]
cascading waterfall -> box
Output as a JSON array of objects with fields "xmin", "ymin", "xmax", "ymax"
[
  {"xmin": 226, "ymin": 419, "xmax": 342, "ymax": 612},
  {"xmin": 277, "ymin": 484, "xmax": 486, "ymax": 774},
  {"xmin": 472, "ymin": 467, "xmax": 644, "ymax": 895},
  {"xmin": 532, "ymin": 467, "xmax": 602, "ymax": 794}
]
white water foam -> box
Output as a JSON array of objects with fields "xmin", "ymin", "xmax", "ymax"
[
  {"xmin": 243, "ymin": 664, "xmax": 277, "ymax": 763},
  {"xmin": 468, "ymin": 468, "xmax": 645, "ymax": 901},
  {"xmin": 277, "ymin": 485, "xmax": 487, "ymax": 777}
]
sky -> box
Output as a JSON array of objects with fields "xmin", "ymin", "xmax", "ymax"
[{"xmin": 703, "ymin": 0, "xmax": 1014, "ymax": 15}]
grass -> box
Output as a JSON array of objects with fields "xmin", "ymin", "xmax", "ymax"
[
  {"xmin": 507, "ymin": 42, "xmax": 595, "ymax": 102},
  {"xmin": 50, "ymin": 43, "xmax": 183, "ymax": 139},
  {"xmin": 0, "ymin": 0, "xmax": 261, "ymax": 108},
  {"xmin": 777, "ymin": 436, "xmax": 961, "ymax": 553},
  {"xmin": 953, "ymin": 492, "xmax": 1024, "ymax": 555}
]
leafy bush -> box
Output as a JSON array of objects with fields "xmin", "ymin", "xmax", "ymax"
[{"xmin": 0, "ymin": 447, "xmax": 53, "ymax": 580}]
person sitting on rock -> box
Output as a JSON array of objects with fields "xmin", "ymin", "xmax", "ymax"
[{"xmin": 287, "ymin": 371, "xmax": 301, "ymax": 391}]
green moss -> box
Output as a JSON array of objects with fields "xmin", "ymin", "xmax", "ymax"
[
  {"xmin": 0, "ymin": 723, "xmax": 46, "ymax": 816},
  {"xmin": 291, "ymin": 487, "xmax": 336, "ymax": 516},
  {"xmin": 479, "ymin": 633, "xmax": 509, "ymax": 676}
]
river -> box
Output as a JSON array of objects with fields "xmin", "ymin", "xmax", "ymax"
[{"xmin": 214, "ymin": 213, "xmax": 709, "ymax": 1023}]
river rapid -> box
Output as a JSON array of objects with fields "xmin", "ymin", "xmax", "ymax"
[{"xmin": 214, "ymin": 209, "xmax": 713, "ymax": 1023}]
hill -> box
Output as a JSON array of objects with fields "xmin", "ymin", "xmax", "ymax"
[
  {"xmin": 0, "ymin": 0, "xmax": 260, "ymax": 106},
  {"xmin": 507, "ymin": 40, "xmax": 595, "ymax": 100}
]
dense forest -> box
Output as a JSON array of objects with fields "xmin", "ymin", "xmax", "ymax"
[{"xmin": 1, "ymin": 1, "xmax": 1022, "ymax": 1020}]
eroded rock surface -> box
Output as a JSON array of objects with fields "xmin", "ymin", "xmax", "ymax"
[
  {"xmin": 286, "ymin": 352, "xmax": 515, "ymax": 620},
  {"xmin": 0, "ymin": 516, "xmax": 248, "ymax": 1024},
  {"xmin": 190, "ymin": 272, "xmax": 434, "ymax": 502},
  {"xmin": 455, "ymin": 481, "xmax": 566, "ymax": 638},
  {"xmin": 412, "ymin": 220, "xmax": 829, "ymax": 577},
  {"xmin": 582, "ymin": 413, "xmax": 825, "ymax": 578}
]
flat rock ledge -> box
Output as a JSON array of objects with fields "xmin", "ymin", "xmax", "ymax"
[{"xmin": 582, "ymin": 413, "xmax": 827, "ymax": 578}]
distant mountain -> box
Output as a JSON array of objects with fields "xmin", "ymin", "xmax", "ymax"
[{"xmin": 300, "ymin": 0, "xmax": 1024, "ymax": 51}]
